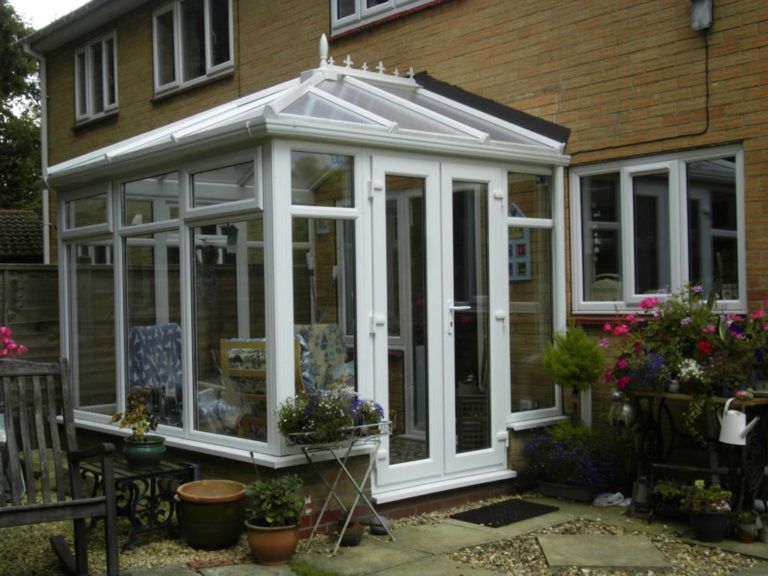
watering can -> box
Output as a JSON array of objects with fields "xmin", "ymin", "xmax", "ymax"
[{"xmin": 718, "ymin": 397, "xmax": 760, "ymax": 446}]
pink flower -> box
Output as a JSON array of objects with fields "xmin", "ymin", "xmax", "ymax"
[
  {"xmin": 764, "ymin": 322, "xmax": 768, "ymax": 331},
  {"xmin": 603, "ymin": 323, "xmax": 612, "ymax": 333},
  {"xmin": 703, "ymin": 324, "xmax": 716, "ymax": 334},
  {"xmin": 0, "ymin": 326, "xmax": 11, "ymax": 337},
  {"xmin": 752, "ymin": 309, "xmax": 766, "ymax": 320},
  {"xmin": 640, "ymin": 297, "xmax": 658, "ymax": 310},
  {"xmin": 617, "ymin": 376, "xmax": 631, "ymax": 391},
  {"xmin": 615, "ymin": 358, "xmax": 629, "ymax": 370},
  {"xmin": 604, "ymin": 369, "xmax": 613, "ymax": 384},
  {"xmin": 613, "ymin": 324, "xmax": 629, "ymax": 336},
  {"xmin": 599, "ymin": 338, "xmax": 610, "ymax": 349},
  {"xmin": 680, "ymin": 317, "xmax": 692, "ymax": 326},
  {"xmin": 698, "ymin": 340, "xmax": 714, "ymax": 356},
  {"xmin": 691, "ymin": 285, "xmax": 704, "ymax": 293}
]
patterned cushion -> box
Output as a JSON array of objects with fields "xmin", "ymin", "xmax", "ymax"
[{"xmin": 293, "ymin": 324, "xmax": 350, "ymax": 390}]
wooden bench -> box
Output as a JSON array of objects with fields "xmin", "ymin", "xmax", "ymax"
[{"xmin": 0, "ymin": 358, "xmax": 120, "ymax": 576}]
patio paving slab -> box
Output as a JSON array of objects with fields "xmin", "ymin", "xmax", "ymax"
[
  {"xmin": 538, "ymin": 534, "xmax": 670, "ymax": 569},
  {"xmin": 296, "ymin": 539, "xmax": 431, "ymax": 576},
  {"xmin": 374, "ymin": 555, "xmax": 504, "ymax": 576},
  {"xmin": 200, "ymin": 564, "xmax": 296, "ymax": 576},
  {"xmin": 388, "ymin": 522, "xmax": 502, "ymax": 554},
  {"xmin": 734, "ymin": 563, "xmax": 768, "ymax": 575},
  {"xmin": 125, "ymin": 565, "xmax": 198, "ymax": 576}
]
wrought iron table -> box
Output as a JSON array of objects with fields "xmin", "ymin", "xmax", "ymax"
[
  {"xmin": 81, "ymin": 458, "xmax": 200, "ymax": 548},
  {"xmin": 292, "ymin": 422, "xmax": 395, "ymax": 555}
]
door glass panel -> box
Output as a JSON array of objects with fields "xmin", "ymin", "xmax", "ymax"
[
  {"xmin": 386, "ymin": 176, "xmax": 428, "ymax": 465},
  {"xmin": 453, "ymin": 181, "xmax": 490, "ymax": 453},
  {"xmin": 633, "ymin": 173, "xmax": 670, "ymax": 294}
]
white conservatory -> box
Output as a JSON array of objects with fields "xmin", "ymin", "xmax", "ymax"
[{"xmin": 51, "ymin": 40, "xmax": 571, "ymax": 501}]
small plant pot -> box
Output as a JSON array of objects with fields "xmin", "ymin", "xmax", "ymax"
[
  {"xmin": 176, "ymin": 480, "xmax": 245, "ymax": 550},
  {"xmin": 122, "ymin": 435, "xmax": 165, "ymax": 468},
  {"xmin": 244, "ymin": 520, "xmax": 300, "ymax": 565},
  {"xmin": 339, "ymin": 519, "xmax": 364, "ymax": 546},
  {"xmin": 690, "ymin": 512, "xmax": 729, "ymax": 542},
  {"xmin": 735, "ymin": 524, "xmax": 757, "ymax": 543}
]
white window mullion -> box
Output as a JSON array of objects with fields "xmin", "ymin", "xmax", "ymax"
[
  {"xmin": 203, "ymin": 0, "xmax": 212, "ymax": 72},
  {"xmin": 620, "ymin": 167, "xmax": 635, "ymax": 303}
]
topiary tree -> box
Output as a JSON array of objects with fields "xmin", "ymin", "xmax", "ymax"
[{"xmin": 542, "ymin": 325, "xmax": 603, "ymax": 423}]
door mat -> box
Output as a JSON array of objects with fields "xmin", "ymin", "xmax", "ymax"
[{"xmin": 450, "ymin": 499, "xmax": 558, "ymax": 528}]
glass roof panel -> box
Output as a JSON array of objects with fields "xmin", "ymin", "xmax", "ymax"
[
  {"xmin": 372, "ymin": 83, "xmax": 541, "ymax": 145},
  {"xmin": 317, "ymin": 80, "xmax": 467, "ymax": 136},
  {"xmin": 282, "ymin": 92, "xmax": 377, "ymax": 125}
]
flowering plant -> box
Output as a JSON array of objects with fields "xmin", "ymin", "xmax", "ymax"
[
  {"xmin": 0, "ymin": 326, "xmax": 28, "ymax": 358},
  {"xmin": 109, "ymin": 388, "xmax": 158, "ymax": 441},
  {"xmin": 522, "ymin": 420, "xmax": 622, "ymax": 488},
  {"xmin": 277, "ymin": 386, "xmax": 385, "ymax": 444},
  {"xmin": 681, "ymin": 479, "xmax": 731, "ymax": 514},
  {"xmin": 603, "ymin": 285, "xmax": 767, "ymax": 397}
]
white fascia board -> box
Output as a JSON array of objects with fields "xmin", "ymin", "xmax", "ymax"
[
  {"xmin": 344, "ymin": 76, "xmax": 491, "ymax": 143},
  {"xmin": 262, "ymin": 117, "xmax": 569, "ymax": 166},
  {"xmin": 417, "ymin": 88, "xmax": 566, "ymax": 152}
]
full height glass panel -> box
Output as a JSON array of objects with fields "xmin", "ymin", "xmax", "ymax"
[
  {"xmin": 105, "ymin": 37, "xmax": 116, "ymax": 106},
  {"xmin": 156, "ymin": 9, "xmax": 176, "ymax": 86},
  {"xmin": 291, "ymin": 152, "xmax": 354, "ymax": 207},
  {"xmin": 686, "ymin": 157, "xmax": 738, "ymax": 298},
  {"xmin": 123, "ymin": 172, "xmax": 179, "ymax": 226},
  {"xmin": 76, "ymin": 51, "xmax": 87, "ymax": 116},
  {"xmin": 181, "ymin": 0, "xmax": 205, "ymax": 81},
  {"xmin": 452, "ymin": 182, "xmax": 490, "ymax": 454},
  {"xmin": 209, "ymin": 0, "xmax": 230, "ymax": 66},
  {"xmin": 581, "ymin": 173, "xmax": 621, "ymax": 301},
  {"xmin": 125, "ymin": 233, "xmax": 182, "ymax": 427},
  {"xmin": 292, "ymin": 217, "xmax": 357, "ymax": 392},
  {"xmin": 192, "ymin": 219, "xmax": 267, "ymax": 441},
  {"xmin": 385, "ymin": 176, "xmax": 428, "ymax": 465},
  {"xmin": 191, "ymin": 162, "xmax": 254, "ymax": 208},
  {"xmin": 633, "ymin": 173, "xmax": 670, "ymax": 294},
  {"xmin": 69, "ymin": 240, "xmax": 116, "ymax": 414},
  {"xmin": 508, "ymin": 228, "xmax": 555, "ymax": 411}
]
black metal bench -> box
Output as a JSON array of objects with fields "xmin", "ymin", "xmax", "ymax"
[{"xmin": 0, "ymin": 358, "xmax": 120, "ymax": 576}]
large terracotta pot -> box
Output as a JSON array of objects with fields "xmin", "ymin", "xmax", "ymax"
[
  {"xmin": 122, "ymin": 435, "xmax": 165, "ymax": 468},
  {"xmin": 176, "ymin": 480, "xmax": 245, "ymax": 549},
  {"xmin": 244, "ymin": 520, "xmax": 300, "ymax": 565}
]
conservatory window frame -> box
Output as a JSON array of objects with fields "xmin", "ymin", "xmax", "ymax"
[{"xmin": 570, "ymin": 145, "xmax": 745, "ymax": 315}]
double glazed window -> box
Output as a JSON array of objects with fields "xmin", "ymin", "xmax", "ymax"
[
  {"xmin": 331, "ymin": 0, "xmax": 441, "ymax": 36},
  {"xmin": 571, "ymin": 148, "xmax": 743, "ymax": 312},
  {"xmin": 74, "ymin": 32, "xmax": 118, "ymax": 122},
  {"xmin": 153, "ymin": 0, "xmax": 233, "ymax": 94}
]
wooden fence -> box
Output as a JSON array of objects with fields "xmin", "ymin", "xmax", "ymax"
[{"xmin": 0, "ymin": 265, "xmax": 60, "ymax": 362}]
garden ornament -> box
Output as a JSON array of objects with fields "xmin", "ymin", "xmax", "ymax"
[{"xmin": 718, "ymin": 397, "xmax": 759, "ymax": 446}]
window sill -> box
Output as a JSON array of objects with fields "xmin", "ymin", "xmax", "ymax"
[
  {"xmin": 72, "ymin": 110, "xmax": 119, "ymax": 132},
  {"xmin": 153, "ymin": 67, "xmax": 235, "ymax": 103},
  {"xmin": 507, "ymin": 415, "xmax": 568, "ymax": 432}
]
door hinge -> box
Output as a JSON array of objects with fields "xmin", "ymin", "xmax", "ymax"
[
  {"xmin": 368, "ymin": 179, "xmax": 384, "ymax": 198},
  {"xmin": 369, "ymin": 314, "xmax": 386, "ymax": 334}
]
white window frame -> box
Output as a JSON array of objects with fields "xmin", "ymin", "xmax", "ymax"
[
  {"xmin": 330, "ymin": 0, "xmax": 441, "ymax": 36},
  {"xmin": 570, "ymin": 145, "xmax": 745, "ymax": 314},
  {"xmin": 74, "ymin": 31, "xmax": 118, "ymax": 123},
  {"xmin": 153, "ymin": 0, "xmax": 234, "ymax": 95}
]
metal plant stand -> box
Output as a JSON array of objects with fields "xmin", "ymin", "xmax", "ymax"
[{"xmin": 292, "ymin": 422, "xmax": 394, "ymax": 555}]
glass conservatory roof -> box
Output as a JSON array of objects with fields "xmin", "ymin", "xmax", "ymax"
[{"xmin": 48, "ymin": 37, "xmax": 570, "ymax": 183}]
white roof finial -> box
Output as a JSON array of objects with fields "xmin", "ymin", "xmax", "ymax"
[
  {"xmin": 407, "ymin": 67, "xmax": 415, "ymax": 79},
  {"xmin": 376, "ymin": 61, "xmax": 386, "ymax": 74},
  {"xmin": 361, "ymin": 62, "xmax": 368, "ymax": 71},
  {"xmin": 328, "ymin": 56, "xmax": 335, "ymax": 66},
  {"xmin": 393, "ymin": 68, "xmax": 400, "ymax": 77},
  {"xmin": 343, "ymin": 54, "xmax": 354, "ymax": 68},
  {"xmin": 319, "ymin": 34, "xmax": 329, "ymax": 68}
]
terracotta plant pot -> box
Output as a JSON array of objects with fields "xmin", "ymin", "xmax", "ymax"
[
  {"xmin": 244, "ymin": 520, "xmax": 300, "ymax": 565},
  {"xmin": 122, "ymin": 434, "xmax": 165, "ymax": 468},
  {"xmin": 176, "ymin": 480, "xmax": 245, "ymax": 550}
]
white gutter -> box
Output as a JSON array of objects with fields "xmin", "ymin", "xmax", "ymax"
[{"xmin": 22, "ymin": 44, "xmax": 50, "ymax": 265}]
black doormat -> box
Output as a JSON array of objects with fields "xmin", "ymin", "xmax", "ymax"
[{"xmin": 450, "ymin": 499, "xmax": 558, "ymax": 528}]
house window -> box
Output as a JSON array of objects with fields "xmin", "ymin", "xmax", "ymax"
[
  {"xmin": 153, "ymin": 0, "xmax": 233, "ymax": 94},
  {"xmin": 571, "ymin": 147, "xmax": 744, "ymax": 312},
  {"xmin": 330, "ymin": 0, "xmax": 442, "ymax": 36},
  {"xmin": 74, "ymin": 32, "xmax": 118, "ymax": 122}
]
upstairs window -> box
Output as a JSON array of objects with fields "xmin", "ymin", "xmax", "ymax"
[
  {"xmin": 331, "ymin": 0, "xmax": 443, "ymax": 36},
  {"xmin": 74, "ymin": 32, "xmax": 118, "ymax": 122},
  {"xmin": 571, "ymin": 147, "xmax": 744, "ymax": 313},
  {"xmin": 153, "ymin": 0, "xmax": 233, "ymax": 94}
]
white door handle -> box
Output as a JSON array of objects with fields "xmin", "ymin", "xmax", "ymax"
[{"xmin": 447, "ymin": 302, "xmax": 471, "ymax": 334}]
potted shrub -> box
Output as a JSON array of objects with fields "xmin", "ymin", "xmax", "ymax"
[
  {"xmin": 522, "ymin": 420, "xmax": 622, "ymax": 502},
  {"xmin": 681, "ymin": 479, "xmax": 731, "ymax": 542},
  {"xmin": 110, "ymin": 388, "xmax": 165, "ymax": 468},
  {"xmin": 244, "ymin": 474, "xmax": 305, "ymax": 565},
  {"xmin": 542, "ymin": 325, "xmax": 603, "ymax": 423},
  {"xmin": 733, "ymin": 510, "xmax": 760, "ymax": 543}
]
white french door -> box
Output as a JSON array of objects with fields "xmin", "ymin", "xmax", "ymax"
[{"xmin": 371, "ymin": 156, "xmax": 507, "ymax": 493}]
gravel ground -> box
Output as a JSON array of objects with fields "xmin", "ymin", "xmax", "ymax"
[{"xmin": 1, "ymin": 495, "xmax": 765, "ymax": 575}]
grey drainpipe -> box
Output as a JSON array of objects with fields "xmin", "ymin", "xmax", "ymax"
[{"xmin": 22, "ymin": 44, "xmax": 50, "ymax": 265}]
